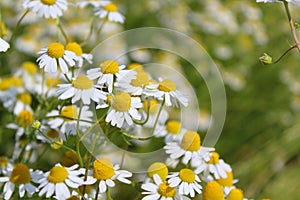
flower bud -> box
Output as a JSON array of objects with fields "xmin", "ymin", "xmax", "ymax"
[
  {"xmin": 259, "ymin": 53, "xmax": 273, "ymax": 65},
  {"xmin": 31, "ymin": 120, "xmax": 41, "ymax": 130}
]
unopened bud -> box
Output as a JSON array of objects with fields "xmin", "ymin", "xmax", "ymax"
[
  {"xmin": 259, "ymin": 53, "xmax": 272, "ymax": 65},
  {"xmin": 31, "ymin": 120, "xmax": 41, "ymax": 130}
]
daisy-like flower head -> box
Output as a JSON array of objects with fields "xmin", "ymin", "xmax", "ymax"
[
  {"xmin": 202, "ymin": 181, "xmax": 224, "ymax": 200},
  {"xmin": 105, "ymin": 91, "xmax": 143, "ymax": 128},
  {"xmin": 57, "ymin": 73, "xmax": 107, "ymax": 104},
  {"xmin": 37, "ymin": 42, "xmax": 77, "ymax": 73},
  {"xmin": 205, "ymin": 152, "xmax": 232, "ymax": 180},
  {"xmin": 17, "ymin": 109, "xmax": 34, "ymax": 127},
  {"xmin": 147, "ymin": 162, "xmax": 169, "ymax": 181},
  {"xmin": 164, "ymin": 130, "xmax": 214, "ymax": 165},
  {"xmin": 0, "ymin": 156, "xmax": 13, "ymax": 175},
  {"xmin": 37, "ymin": 164, "xmax": 86, "ymax": 200},
  {"xmin": 141, "ymin": 174, "xmax": 190, "ymax": 200},
  {"xmin": 0, "ymin": 37, "xmax": 10, "ymax": 52},
  {"xmin": 14, "ymin": 92, "xmax": 33, "ymax": 115},
  {"xmin": 92, "ymin": 158, "xmax": 132, "ymax": 193},
  {"xmin": 168, "ymin": 168, "xmax": 202, "ymax": 198},
  {"xmin": 87, "ymin": 60, "xmax": 136, "ymax": 93},
  {"xmin": 143, "ymin": 79, "xmax": 188, "ymax": 107},
  {"xmin": 65, "ymin": 42, "xmax": 93, "ymax": 67},
  {"xmin": 23, "ymin": 0, "xmax": 68, "ymax": 19},
  {"xmin": 94, "ymin": 2, "xmax": 125, "ymax": 23},
  {"xmin": 217, "ymin": 171, "xmax": 239, "ymax": 196},
  {"xmin": 0, "ymin": 163, "xmax": 41, "ymax": 199},
  {"xmin": 226, "ymin": 188, "xmax": 246, "ymax": 200},
  {"xmin": 47, "ymin": 105, "xmax": 93, "ymax": 139},
  {"xmin": 155, "ymin": 120, "xmax": 185, "ymax": 143}
]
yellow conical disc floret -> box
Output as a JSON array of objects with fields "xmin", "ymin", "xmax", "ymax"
[
  {"xmin": 143, "ymin": 99, "xmax": 159, "ymax": 114},
  {"xmin": 10, "ymin": 163, "xmax": 31, "ymax": 184},
  {"xmin": 18, "ymin": 110, "xmax": 33, "ymax": 127},
  {"xmin": 227, "ymin": 188, "xmax": 244, "ymax": 200},
  {"xmin": 60, "ymin": 106, "xmax": 78, "ymax": 121},
  {"xmin": 217, "ymin": 171, "xmax": 233, "ymax": 187},
  {"xmin": 158, "ymin": 182, "xmax": 176, "ymax": 198},
  {"xmin": 100, "ymin": 60, "xmax": 119, "ymax": 74},
  {"xmin": 179, "ymin": 168, "xmax": 195, "ymax": 183},
  {"xmin": 112, "ymin": 92, "xmax": 131, "ymax": 112},
  {"xmin": 166, "ymin": 120, "xmax": 181, "ymax": 135},
  {"xmin": 104, "ymin": 3, "xmax": 118, "ymax": 12},
  {"xmin": 48, "ymin": 166, "xmax": 68, "ymax": 183},
  {"xmin": 147, "ymin": 162, "xmax": 168, "ymax": 181},
  {"xmin": 66, "ymin": 42, "xmax": 83, "ymax": 56},
  {"xmin": 93, "ymin": 158, "xmax": 115, "ymax": 180},
  {"xmin": 203, "ymin": 181, "xmax": 224, "ymax": 200},
  {"xmin": 131, "ymin": 71, "xmax": 149, "ymax": 87},
  {"xmin": 41, "ymin": 0, "xmax": 56, "ymax": 6},
  {"xmin": 47, "ymin": 43, "xmax": 65, "ymax": 58},
  {"xmin": 158, "ymin": 79, "xmax": 176, "ymax": 92},
  {"xmin": 180, "ymin": 131, "xmax": 200, "ymax": 151},
  {"xmin": 22, "ymin": 62, "xmax": 38, "ymax": 75},
  {"xmin": 208, "ymin": 152, "xmax": 220, "ymax": 164},
  {"xmin": 72, "ymin": 75, "xmax": 93, "ymax": 90},
  {"xmin": 17, "ymin": 93, "xmax": 32, "ymax": 105}
]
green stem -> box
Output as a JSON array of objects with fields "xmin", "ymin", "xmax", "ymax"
[
  {"xmin": 95, "ymin": 181, "xmax": 100, "ymax": 200},
  {"xmin": 9, "ymin": 9, "xmax": 29, "ymax": 44},
  {"xmin": 121, "ymin": 131, "xmax": 153, "ymax": 141},
  {"xmin": 64, "ymin": 73, "xmax": 71, "ymax": 83},
  {"xmin": 105, "ymin": 189, "xmax": 113, "ymax": 200},
  {"xmin": 81, "ymin": 16, "xmax": 95, "ymax": 46},
  {"xmin": 57, "ymin": 18, "xmax": 69, "ymax": 44},
  {"xmin": 133, "ymin": 98, "xmax": 151, "ymax": 125},
  {"xmin": 274, "ymin": 44, "xmax": 297, "ymax": 64},
  {"xmin": 151, "ymin": 97, "xmax": 165, "ymax": 136},
  {"xmin": 76, "ymin": 102, "xmax": 84, "ymax": 167},
  {"xmin": 283, "ymin": 1, "xmax": 300, "ymax": 52}
]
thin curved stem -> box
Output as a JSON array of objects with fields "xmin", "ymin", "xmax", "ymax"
[
  {"xmin": 57, "ymin": 18, "xmax": 69, "ymax": 44},
  {"xmin": 9, "ymin": 9, "xmax": 29, "ymax": 44}
]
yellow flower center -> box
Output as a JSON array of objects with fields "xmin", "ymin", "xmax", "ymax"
[
  {"xmin": 0, "ymin": 157, "xmax": 8, "ymax": 166},
  {"xmin": 62, "ymin": 151, "xmax": 79, "ymax": 167},
  {"xmin": 47, "ymin": 43, "xmax": 65, "ymax": 58},
  {"xmin": 10, "ymin": 163, "xmax": 31, "ymax": 184},
  {"xmin": 17, "ymin": 93, "xmax": 32, "ymax": 105},
  {"xmin": 48, "ymin": 166, "xmax": 68, "ymax": 183},
  {"xmin": 179, "ymin": 168, "xmax": 195, "ymax": 183},
  {"xmin": 147, "ymin": 162, "xmax": 168, "ymax": 181},
  {"xmin": 158, "ymin": 182, "xmax": 176, "ymax": 198},
  {"xmin": 47, "ymin": 129, "xmax": 60, "ymax": 139},
  {"xmin": 166, "ymin": 120, "xmax": 181, "ymax": 135},
  {"xmin": 112, "ymin": 92, "xmax": 131, "ymax": 112},
  {"xmin": 0, "ymin": 78, "xmax": 11, "ymax": 90},
  {"xmin": 72, "ymin": 75, "xmax": 94, "ymax": 90},
  {"xmin": 18, "ymin": 110, "xmax": 33, "ymax": 127},
  {"xmin": 103, "ymin": 3, "xmax": 118, "ymax": 12},
  {"xmin": 180, "ymin": 131, "xmax": 200, "ymax": 151},
  {"xmin": 127, "ymin": 63, "xmax": 144, "ymax": 72},
  {"xmin": 227, "ymin": 188, "xmax": 244, "ymax": 200},
  {"xmin": 217, "ymin": 171, "xmax": 233, "ymax": 187},
  {"xmin": 93, "ymin": 158, "xmax": 115, "ymax": 180},
  {"xmin": 66, "ymin": 42, "xmax": 83, "ymax": 56},
  {"xmin": 46, "ymin": 77, "xmax": 60, "ymax": 88},
  {"xmin": 131, "ymin": 71, "xmax": 149, "ymax": 87},
  {"xmin": 100, "ymin": 60, "xmax": 119, "ymax": 74},
  {"xmin": 11, "ymin": 77, "xmax": 23, "ymax": 87},
  {"xmin": 60, "ymin": 106, "xmax": 78, "ymax": 121},
  {"xmin": 22, "ymin": 62, "xmax": 38, "ymax": 75},
  {"xmin": 1, "ymin": 22, "xmax": 8, "ymax": 36},
  {"xmin": 41, "ymin": 0, "xmax": 56, "ymax": 5},
  {"xmin": 203, "ymin": 181, "xmax": 224, "ymax": 200},
  {"xmin": 105, "ymin": 95, "xmax": 113, "ymax": 105},
  {"xmin": 208, "ymin": 152, "xmax": 220, "ymax": 164},
  {"xmin": 143, "ymin": 99, "xmax": 159, "ymax": 114},
  {"xmin": 66, "ymin": 196, "xmax": 80, "ymax": 200},
  {"xmin": 158, "ymin": 79, "xmax": 176, "ymax": 92}
]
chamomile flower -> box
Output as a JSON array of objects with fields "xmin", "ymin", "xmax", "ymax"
[
  {"xmin": 92, "ymin": 158, "xmax": 132, "ymax": 193},
  {"xmin": 201, "ymin": 152, "xmax": 232, "ymax": 180},
  {"xmin": 217, "ymin": 171, "xmax": 239, "ymax": 196},
  {"xmin": 65, "ymin": 42, "xmax": 93, "ymax": 67},
  {"xmin": 143, "ymin": 79, "xmax": 188, "ymax": 107},
  {"xmin": 147, "ymin": 162, "xmax": 169, "ymax": 181},
  {"xmin": 155, "ymin": 120, "xmax": 185, "ymax": 143},
  {"xmin": 56, "ymin": 73, "xmax": 107, "ymax": 104},
  {"xmin": 87, "ymin": 60, "xmax": 136, "ymax": 93},
  {"xmin": 37, "ymin": 164, "xmax": 87, "ymax": 200},
  {"xmin": 141, "ymin": 174, "xmax": 190, "ymax": 200},
  {"xmin": 23, "ymin": 0, "xmax": 68, "ymax": 19},
  {"xmin": 37, "ymin": 42, "xmax": 77, "ymax": 73},
  {"xmin": 164, "ymin": 131, "xmax": 214, "ymax": 165},
  {"xmin": 13, "ymin": 92, "xmax": 33, "ymax": 115},
  {"xmin": 94, "ymin": 2, "xmax": 125, "ymax": 23},
  {"xmin": 226, "ymin": 188, "xmax": 247, "ymax": 200},
  {"xmin": 0, "ymin": 157, "xmax": 13, "ymax": 175},
  {"xmin": 0, "ymin": 37, "xmax": 10, "ymax": 52},
  {"xmin": 0, "ymin": 163, "xmax": 41, "ymax": 199},
  {"xmin": 202, "ymin": 181, "xmax": 224, "ymax": 200},
  {"xmin": 168, "ymin": 168, "xmax": 202, "ymax": 197},
  {"xmin": 105, "ymin": 92, "xmax": 143, "ymax": 128},
  {"xmin": 47, "ymin": 105, "xmax": 93, "ymax": 139}
]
